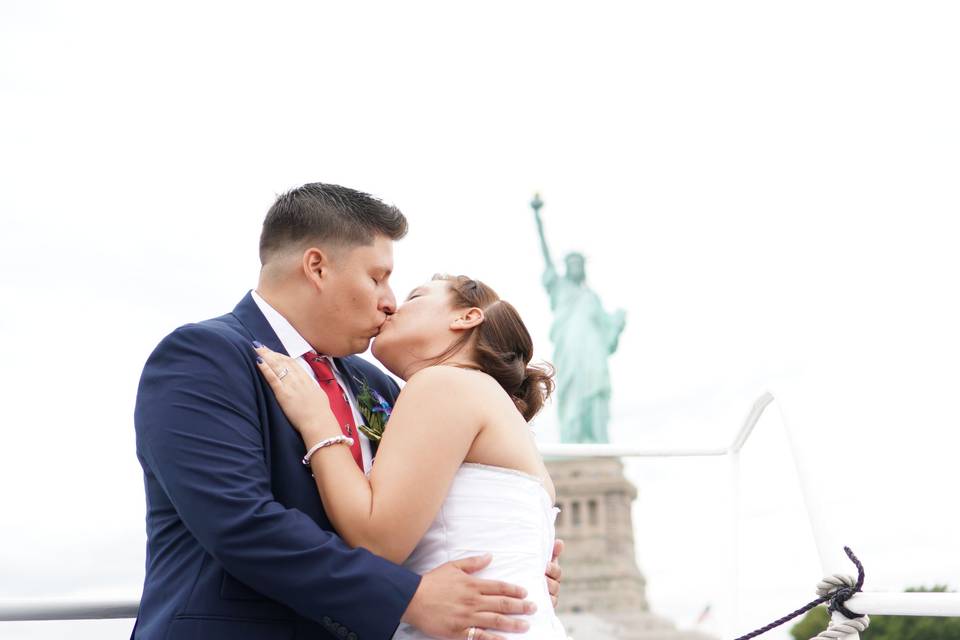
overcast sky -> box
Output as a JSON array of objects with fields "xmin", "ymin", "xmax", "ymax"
[{"xmin": 2, "ymin": 2, "xmax": 959, "ymax": 639}]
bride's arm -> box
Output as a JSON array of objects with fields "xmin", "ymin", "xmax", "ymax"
[{"xmin": 255, "ymin": 348, "xmax": 481, "ymax": 564}]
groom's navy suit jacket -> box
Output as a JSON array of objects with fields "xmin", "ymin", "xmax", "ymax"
[{"xmin": 133, "ymin": 293, "xmax": 421, "ymax": 640}]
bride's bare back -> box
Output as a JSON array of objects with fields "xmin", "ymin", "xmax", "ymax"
[{"xmin": 445, "ymin": 366, "xmax": 556, "ymax": 503}]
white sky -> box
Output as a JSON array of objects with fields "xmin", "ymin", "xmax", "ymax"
[{"xmin": 2, "ymin": 2, "xmax": 959, "ymax": 639}]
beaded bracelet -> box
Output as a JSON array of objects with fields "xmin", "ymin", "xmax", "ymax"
[{"xmin": 302, "ymin": 435, "xmax": 355, "ymax": 466}]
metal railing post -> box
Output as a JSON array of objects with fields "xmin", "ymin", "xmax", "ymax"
[
  {"xmin": 728, "ymin": 448, "xmax": 741, "ymax": 638},
  {"xmin": 775, "ymin": 396, "xmax": 860, "ymax": 638}
]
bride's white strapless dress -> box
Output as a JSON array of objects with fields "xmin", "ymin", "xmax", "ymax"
[{"xmin": 392, "ymin": 463, "xmax": 568, "ymax": 639}]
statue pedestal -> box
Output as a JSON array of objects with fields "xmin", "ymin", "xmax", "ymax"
[{"xmin": 546, "ymin": 456, "xmax": 716, "ymax": 640}]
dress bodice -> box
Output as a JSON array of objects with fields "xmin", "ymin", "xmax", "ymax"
[{"xmin": 392, "ymin": 463, "xmax": 568, "ymax": 639}]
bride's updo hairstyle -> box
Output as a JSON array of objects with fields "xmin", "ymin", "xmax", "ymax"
[{"xmin": 431, "ymin": 274, "xmax": 555, "ymax": 422}]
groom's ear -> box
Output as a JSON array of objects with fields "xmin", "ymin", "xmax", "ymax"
[
  {"xmin": 302, "ymin": 247, "xmax": 331, "ymax": 289},
  {"xmin": 450, "ymin": 307, "xmax": 484, "ymax": 332}
]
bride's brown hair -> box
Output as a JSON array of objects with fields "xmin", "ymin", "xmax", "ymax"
[{"xmin": 429, "ymin": 274, "xmax": 555, "ymax": 422}]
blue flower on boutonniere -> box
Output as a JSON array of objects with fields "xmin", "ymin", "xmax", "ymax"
[{"xmin": 353, "ymin": 376, "xmax": 392, "ymax": 442}]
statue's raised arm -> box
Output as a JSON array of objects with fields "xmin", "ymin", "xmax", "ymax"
[
  {"xmin": 528, "ymin": 192, "xmax": 627, "ymax": 444},
  {"xmin": 530, "ymin": 193, "xmax": 556, "ymax": 275}
]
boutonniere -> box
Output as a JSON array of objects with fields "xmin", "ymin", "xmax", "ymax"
[{"xmin": 353, "ymin": 376, "xmax": 392, "ymax": 442}]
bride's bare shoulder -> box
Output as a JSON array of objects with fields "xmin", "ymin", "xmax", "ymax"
[{"xmin": 403, "ymin": 365, "xmax": 500, "ymax": 401}]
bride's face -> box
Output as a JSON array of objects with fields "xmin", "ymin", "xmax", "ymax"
[{"xmin": 372, "ymin": 279, "xmax": 461, "ymax": 379}]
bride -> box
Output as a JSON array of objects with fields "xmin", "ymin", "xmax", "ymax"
[{"xmin": 254, "ymin": 274, "xmax": 568, "ymax": 639}]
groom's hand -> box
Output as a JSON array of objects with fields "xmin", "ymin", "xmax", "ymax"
[
  {"xmin": 546, "ymin": 538, "xmax": 564, "ymax": 608},
  {"xmin": 401, "ymin": 553, "xmax": 535, "ymax": 640}
]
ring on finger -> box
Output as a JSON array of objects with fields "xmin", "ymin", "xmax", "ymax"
[
  {"xmin": 466, "ymin": 627, "xmax": 478, "ymax": 640},
  {"xmin": 276, "ymin": 367, "xmax": 290, "ymax": 380}
]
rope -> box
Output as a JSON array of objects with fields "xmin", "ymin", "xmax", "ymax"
[
  {"xmin": 809, "ymin": 614, "xmax": 870, "ymax": 640},
  {"xmin": 732, "ymin": 546, "xmax": 870, "ymax": 640},
  {"xmin": 810, "ymin": 569, "xmax": 870, "ymax": 640}
]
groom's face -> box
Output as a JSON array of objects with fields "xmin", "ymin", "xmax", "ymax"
[{"xmin": 316, "ymin": 234, "xmax": 397, "ymax": 356}]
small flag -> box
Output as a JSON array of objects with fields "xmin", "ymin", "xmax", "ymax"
[{"xmin": 696, "ymin": 604, "xmax": 711, "ymax": 625}]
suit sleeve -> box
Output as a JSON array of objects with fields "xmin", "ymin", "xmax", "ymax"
[{"xmin": 135, "ymin": 324, "xmax": 421, "ymax": 637}]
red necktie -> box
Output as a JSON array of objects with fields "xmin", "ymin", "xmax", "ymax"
[{"xmin": 305, "ymin": 355, "xmax": 364, "ymax": 470}]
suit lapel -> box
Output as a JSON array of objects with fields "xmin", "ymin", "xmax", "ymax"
[
  {"xmin": 230, "ymin": 292, "xmax": 290, "ymax": 357},
  {"xmin": 335, "ymin": 357, "xmax": 362, "ymax": 398},
  {"xmin": 335, "ymin": 357, "xmax": 381, "ymax": 459}
]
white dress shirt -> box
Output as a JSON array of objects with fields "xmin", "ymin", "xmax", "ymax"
[{"xmin": 251, "ymin": 289, "xmax": 374, "ymax": 473}]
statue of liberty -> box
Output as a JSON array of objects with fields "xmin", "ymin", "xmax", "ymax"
[{"xmin": 532, "ymin": 194, "xmax": 626, "ymax": 443}]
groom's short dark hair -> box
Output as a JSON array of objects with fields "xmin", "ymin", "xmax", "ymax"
[{"xmin": 259, "ymin": 182, "xmax": 408, "ymax": 264}]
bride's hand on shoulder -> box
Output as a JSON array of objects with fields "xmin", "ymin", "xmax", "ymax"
[{"xmin": 254, "ymin": 345, "xmax": 338, "ymax": 443}]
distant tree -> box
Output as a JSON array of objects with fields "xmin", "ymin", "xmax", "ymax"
[
  {"xmin": 790, "ymin": 586, "xmax": 960, "ymax": 640},
  {"xmin": 789, "ymin": 605, "xmax": 829, "ymax": 640}
]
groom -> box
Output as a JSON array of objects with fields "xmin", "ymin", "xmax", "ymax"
[{"xmin": 133, "ymin": 182, "xmax": 562, "ymax": 640}]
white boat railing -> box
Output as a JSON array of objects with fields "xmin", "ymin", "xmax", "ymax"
[
  {"xmin": 0, "ymin": 598, "xmax": 140, "ymax": 621},
  {"xmin": 3, "ymin": 392, "xmax": 959, "ymax": 640}
]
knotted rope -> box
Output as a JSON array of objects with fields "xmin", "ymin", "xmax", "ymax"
[{"xmin": 732, "ymin": 546, "xmax": 870, "ymax": 640}]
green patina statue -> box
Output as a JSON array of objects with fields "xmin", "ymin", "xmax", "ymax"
[{"xmin": 532, "ymin": 194, "xmax": 626, "ymax": 444}]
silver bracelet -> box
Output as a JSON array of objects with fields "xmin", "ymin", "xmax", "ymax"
[{"xmin": 302, "ymin": 435, "xmax": 355, "ymax": 466}]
